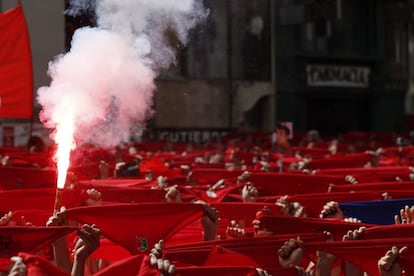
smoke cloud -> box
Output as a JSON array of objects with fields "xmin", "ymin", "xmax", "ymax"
[{"xmin": 37, "ymin": 0, "xmax": 207, "ymax": 148}]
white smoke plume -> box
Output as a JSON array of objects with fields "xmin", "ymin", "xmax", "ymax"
[{"xmin": 37, "ymin": 0, "xmax": 207, "ymax": 148}]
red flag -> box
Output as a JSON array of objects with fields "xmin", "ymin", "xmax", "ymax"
[{"xmin": 0, "ymin": 4, "xmax": 33, "ymax": 118}]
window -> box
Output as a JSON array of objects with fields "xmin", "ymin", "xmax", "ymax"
[{"xmin": 168, "ymin": 0, "xmax": 271, "ymax": 81}]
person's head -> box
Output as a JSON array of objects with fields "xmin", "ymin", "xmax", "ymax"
[{"xmin": 27, "ymin": 136, "xmax": 45, "ymax": 153}]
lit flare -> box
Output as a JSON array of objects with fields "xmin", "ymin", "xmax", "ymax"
[{"xmin": 54, "ymin": 113, "xmax": 75, "ymax": 189}]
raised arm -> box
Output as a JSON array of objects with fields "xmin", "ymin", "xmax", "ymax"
[{"xmin": 71, "ymin": 224, "xmax": 101, "ymax": 276}]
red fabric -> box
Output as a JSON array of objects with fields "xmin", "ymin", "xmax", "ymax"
[
  {"xmin": 195, "ymin": 162, "xmax": 225, "ymax": 169},
  {"xmin": 399, "ymin": 250, "xmax": 414, "ymax": 275},
  {"xmin": 165, "ymin": 246, "xmax": 267, "ymax": 270},
  {"xmin": 2, "ymin": 152, "xmax": 53, "ymax": 168},
  {"xmin": 77, "ymin": 178, "xmax": 154, "ymax": 189},
  {"xmin": 88, "ymin": 187, "xmax": 165, "ymax": 203},
  {"xmin": 70, "ymin": 147, "xmax": 115, "ymax": 163},
  {"xmin": 363, "ymin": 224, "xmax": 414, "ymax": 240},
  {"xmin": 93, "ymin": 255, "xmax": 144, "ymax": 276},
  {"xmin": 166, "ymin": 233, "xmax": 326, "ymax": 270},
  {"xmin": 166, "ymin": 202, "xmax": 281, "ymax": 246},
  {"xmin": 190, "ymin": 168, "xmax": 244, "ymax": 184},
  {"xmin": 330, "ymin": 181, "xmax": 414, "ymax": 192},
  {"xmin": 0, "ymin": 5, "xmax": 33, "ymax": 118},
  {"xmin": 176, "ymin": 266, "xmax": 261, "ymax": 276},
  {"xmin": 0, "ymin": 167, "xmax": 56, "ymax": 190},
  {"xmin": 212, "ymin": 202, "xmax": 282, "ymax": 235},
  {"xmin": 69, "ymin": 162, "xmax": 103, "ymax": 181},
  {"xmin": 176, "ymin": 266, "xmax": 262, "ymax": 276},
  {"xmin": 291, "ymin": 147, "xmax": 331, "ymax": 158},
  {"xmin": 307, "ymin": 153, "xmax": 371, "ymax": 170},
  {"xmin": 181, "ymin": 184, "xmax": 238, "ymax": 203},
  {"xmin": 164, "ymin": 221, "xmax": 207, "ymax": 246},
  {"xmin": 383, "ymin": 146, "xmax": 414, "ymax": 157},
  {"xmin": 18, "ymin": 252, "xmax": 70, "ymax": 276},
  {"xmin": 167, "ymin": 233, "xmax": 327, "ymax": 251},
  {"xmin": 303, "ymin": 238, "xmax": 414, "ymax": 275},
  {"xmin": 190, "ymin": 169, "xmax": 346, "ymax": 194},
  {"xmin": 204, "ymin": 245, "xmax": 259, "ymax": 267},
  {"xmin": 137, "ymin": 255, "xmax": 162, "ymax": 276},
  {"xmin": 211, "ymin": 202, "xmax": 280, "ymax": 220},
  {"xmin": 91, "ymin": 238, "xmax": 132, "ymax": 262},
  {"xmin": 286, "ymin": 191, "xmax": 389, "ymax": 217},
  {"xmin": 66, "ymin": 203, "xmax": 204, "ymax": 254},
  {"xmin": 255, "ymin": 214, "xmax": 373, "ymax": 240},
  {"xmin": 12, "ymin": 209, "xmax": 54, "ymax": 226},
  {"xmin": 0, "ymin": 188, "xmax": 86, "ymax": 214},
  {"xmin": 318, "ymin": 166, "xmax": 412, "ymax": 182},
  {"xmin": 247, "ymin": 172, "xmax": 346, "ymax": 195},
  {"xmin": 0, "ymin": 226, "xmax": 77, "ymax": 258},
  {"xmin": 0, "ymin": 258, "xmax": 12, "ymax": 273},
  {"xmin": 140, "ymin": 157, "xmax": 180, "ymax": 178}
]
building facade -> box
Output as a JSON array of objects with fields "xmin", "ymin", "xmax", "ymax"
[
  {"xmin": 275, "ymin": 0, "xmax": 410, "ymax": 136},
  {"xmin": 2, "ymin": 0, "xmax": 413, "ymax": 143},
  {"xmin": 155, "ymin": 0, "xmax": 414, "ymax": 138}
]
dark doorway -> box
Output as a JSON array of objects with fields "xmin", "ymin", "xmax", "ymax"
[{"xmin": 306, "ymin": 97, "xmax": 370, "ymax": 136}]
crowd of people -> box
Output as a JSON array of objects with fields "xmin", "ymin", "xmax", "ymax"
[{"xmin": 0, "ymin": 128, "xmax": 414, "ymax": 275}]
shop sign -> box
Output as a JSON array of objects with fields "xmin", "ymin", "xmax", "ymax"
[
  {"xmin": 156, "ymin": 128, "xmax": 230, "ymax": 143},
  {"xmin": 306, "ymin": 64, "xmax": 370, "ymax": 88}
]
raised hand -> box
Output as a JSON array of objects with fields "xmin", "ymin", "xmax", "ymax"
[
  {"xmin": 225, "ymin": 220, "xmax": 246, "ymax": 239},
  {"xmin": 278, "ymin": 237, "xmax": 304, "ymax": 268},
  {"xmin": 242, "ymin": 182, "xmax": 258, "ymax": 202},
  {"xmin": 8, "ymin": 256, "xmax": 27, "ymax": 276},
  {"xmin": 378, "ymin": 246, "xmax": 407, "ymax": 276},
  {"xmin": 394, "ymin": 205, "xmax": 414, "ymax": 224},
  {"xmin": 46, "ymin": 206, "xmax": 66, "ymax": 227},
  {"xmin": 0, "ymin": 211, "xmax": 16, "ymax": 226},
  {"xmin": 343, "ymin": 226, "xmax": 366, "ymax": 241},
  {"xmin": 165, "ymin": 186, "xmax": 182, "ymax": 202},
  {"xmin": 320, "ymin": 201, "xmax": 344, "ymax": 220},
  {"xmin": 72, "ymin": 224, "xmax": 101, "ymax": 260},
  {"xmin": 149, "ymin": 240, "xmax": 176, "ymax": 276},
  {"xmin": 85, "ymin": 188, "xmax": 103, "ymax": 206},
  {"xmin": 196, "ymin": 201, "xmax": 219, "ymax": 241}
]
